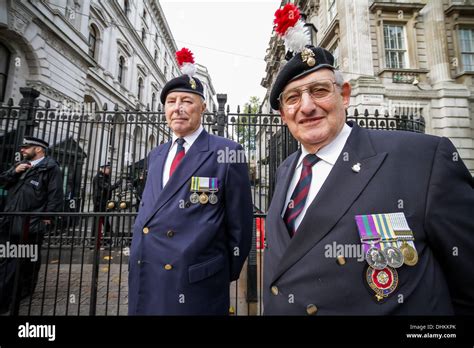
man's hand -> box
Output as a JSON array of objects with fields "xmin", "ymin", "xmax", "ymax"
[{"xmin": 15, "ymin": 163, "xmax": 31, "ymax": 173}]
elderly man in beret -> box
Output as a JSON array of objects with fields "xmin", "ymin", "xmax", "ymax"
[
  {"xmin": 263, "ymin": 42, "xmax": 474, "ymax": 315},
  {"xmin": 0, "ymin": 136, "xmax": 63, "ymax": 314},
  {"xmin": 128, "ymin": 49, "xmax": 253, "ymax": 315}
]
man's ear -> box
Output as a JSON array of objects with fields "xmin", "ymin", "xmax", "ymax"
[
  {"xmin": 341, "ymin": 82, "xmax": 351, "ymax": 108},
  {"xmin": 279, "ymin": 107, "xmax": 288, "ymax": 125},
  {"xmin": 201, "ymin": 101, "xmax": 207, "ymax": 113}
]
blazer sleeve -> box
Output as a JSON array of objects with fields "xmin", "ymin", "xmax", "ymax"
[
  {"xmin": 224, "ymin": 144, "xmax": 254, "ymax": 281},
  {"xmin": 424, "ymin": 136, "xmax": 474, "ymax": 315}
]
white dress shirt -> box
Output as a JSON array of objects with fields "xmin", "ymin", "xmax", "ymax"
[
  {"xmin": 282, "ymin": 124, "xmax": 352, "ymax": 231},
  {"xmin": 162, "ymin": 125, "xmax": 204, "ymax": 187},
  {"xmin": 30, "ymin": 157, "xmax": 45, "ymax": 166}
]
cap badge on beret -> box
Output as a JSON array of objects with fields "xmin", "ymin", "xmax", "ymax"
[
  {"xmin": 301, "ymin": 47, "xmax": 316, "ymax": 67},
  {"xmin": 160, "ymin": 48, "xmax": 206, "ymax": 103},
  {"xmin": 269, "ymin": 4, "xmax": 337, "ymax": 110}
]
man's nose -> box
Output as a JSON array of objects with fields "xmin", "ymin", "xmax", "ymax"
[{"xmin": 299, "ymin": 91, "xmax": 317, "ymax": 114}]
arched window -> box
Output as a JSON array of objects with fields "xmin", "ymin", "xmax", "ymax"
[
  {"xmin": 154, "ymin": 49, "xmax": 158, "ymax": 62},
  {"xmin": 88, "ymin": 25, "xmax": 97, "ymax": 58},
  {"xmin": 141, "ymin": 27, "xmax": 146, "ymax": 42},
  {"xmin": 118, "ymin": 56, "xmax": 125, "ymax": 84},
  {"xmin": 0, "ymin": 42, "xmax": 10, "ymax": 103},
  {"xmin": 151, "ymin": 92, "xmax": 156, "ymax": 111},
  {"xmin": 137, "ymin": 77, "xmax": 144, "ymax": 101},
  {"xmin": 143, "ymin": 9, "xmax": 147, "ymax": 20},
  {"xmin": 148, "ymin": 135, "xmax": 156, "ymax": 150}
]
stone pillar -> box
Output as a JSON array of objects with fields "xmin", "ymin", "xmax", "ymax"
[{"xmin": 423, "ymin": 1, "xmax": 452, "ymax": 85}]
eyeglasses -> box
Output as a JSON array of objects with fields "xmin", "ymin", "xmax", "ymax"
[{"xmin": 278, "ymin": 79, "xmax": 338, "ymax": 108}]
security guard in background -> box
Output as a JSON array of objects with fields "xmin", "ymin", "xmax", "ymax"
[{"xmin": 0, "ymin": 136, "xmax": 63, "ymax": 314}]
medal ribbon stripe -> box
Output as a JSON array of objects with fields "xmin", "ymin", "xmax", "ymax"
[
  {"xmin": 378, "ymin": 214, "xmax": 395, "ymax": 248},
  {"xmin": 373, "ymin": 214, "xmax": 388, "ymax": 250},
  {"xmin": 388, "ymin": 213, "xmax": 418, "ymax": 253},
  {"xmin": 356, "ymin": 215, "xmax": 382, "ymax": 253}
]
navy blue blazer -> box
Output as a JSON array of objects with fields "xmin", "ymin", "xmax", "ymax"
[
  {"xmin": 129, "ymin": 130, "xmax": 253, "ymax": 315},
  {"xmin": 263, "ymin": 122, "xmax": 474, "ymax": 315}
]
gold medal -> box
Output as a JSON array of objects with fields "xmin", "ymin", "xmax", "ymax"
[
  {"xmin": 400, "ymin": 241, "xmax": 418, "ymax": 266},
  {"xmin": 199, "ymin": 192, "xmax": 208, "ymax": 204}
]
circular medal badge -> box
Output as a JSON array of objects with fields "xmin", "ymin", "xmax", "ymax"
[
  {"xmin": 190, "ymin": 192, "xmax": 200, "ymax": 204},
  {"xmin": 382, "ymin": 246, "xmax": 404, "ymax": 268},
  {"xmin": 366, "ymin": 266, "xmax": 399, "ymax": 300},
  {"xmin": 199, "ymin": 192, "xmax": 209, "ymax": 205},
  {"xmin": 366, "ymin": 247, "xmax": 388, "ymax": 270},
  {"xmin": 400, "ymin": 243, "xmax": 418, "ymax": 266},
  {"xmin": 209, "ymin": 193, "xmax": 218, "ymax": 205}
]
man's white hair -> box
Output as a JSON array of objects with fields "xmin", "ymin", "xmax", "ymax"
[{"xmin": 334, "ymin": 70, "xmax": 345, "ymax": 86}]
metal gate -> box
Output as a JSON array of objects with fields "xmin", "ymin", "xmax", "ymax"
[{"xmin": 0, "ymin": 87, "xmax": 425, "ymax": 315}]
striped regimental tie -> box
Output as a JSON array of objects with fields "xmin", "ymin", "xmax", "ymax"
[
  {"xmin": 283, "ymin": 154, "xmax": 320, "ymax": 237},
  {"xmin": 169, "ymin": 138, "xmax": 185, "ymax": 177}
]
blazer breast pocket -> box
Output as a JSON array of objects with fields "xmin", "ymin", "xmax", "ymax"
[{"xmin": 188, "ymin": 254, "xmax": 225, "ymax": 284}]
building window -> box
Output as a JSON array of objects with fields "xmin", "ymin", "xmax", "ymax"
[
  {"xmin": 0, "ymin": 42, "xmax": 10, "ymax": 103},
  {"xmin": 154, "ymin": 49, "xmax": 158, "ymax": 62},
  {"xmin": 155, "ymin": 33, "xmax": 158, "ymax": 42},
  {"xmin": 118, "ymin": 56, "xmax": 125, "ymax": 84},
  {"xmin": 138, "ymin": 77, "xmax": 144, "ymax": 101},
  {"xmin": 459, "ymin": 28, "xmax": 474, "ymax": 71},
  {"xmin": 328, "ymin": 0, "xmax": 336, "ymax": 22},
  {"xmin": 164, "ymin": 65, "xmax": 168, "ymax": 77},
  {"xmin": 141, "ymin": 27, "xmax": 146, "ymax": 43},
  {"xmin": 88, "ymin": 25, "xmax": 98, "ymax": 58},
  {"xmin": 330, "ymin": 42, "xmax": 339, "ymax": 69},
  {"xmin": 143, "ymin": 9, "xmax": 147, "ymax": 20},
  {"xmin": 124, "ymin": 0, "xmax": 130, "ymax": 16},
  {"xmin": 151, "ymin": 92, "xmax": 156, "ymax": 111},
  {"xmin": 383, "ymin": 24, "xmax": 407, "ymax": 69}
]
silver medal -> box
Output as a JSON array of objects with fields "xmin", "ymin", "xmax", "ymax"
[
  {"xmin": 366, "ymin": 247, "xmax": 388, "ymax": 270},
  {"xmin": 383, "ymin": 246, "xmax": 404, "ymax": 268},
  {"xmin": 209, "ymin": 193, "xmax": 218, "ymax": 205},
  {"xmin": 190, "ymin": 192, "xmax": 200, "ymax": 204}
]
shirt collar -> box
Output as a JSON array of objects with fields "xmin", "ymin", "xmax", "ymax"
[
  {"xmin": 172, "ymin": 125, "xmax": 204, "ymax": 147},
  {"xmin": 297, "ymin": 123, "xmax": 352, "ymax": 168},
  {"xmin": 30, "ymin": 157, "xmax": 45, "ymax": 167}
]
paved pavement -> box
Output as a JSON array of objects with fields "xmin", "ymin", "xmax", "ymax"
[{"xmin": 18, "ymin": 247, "xmax": 263, "ymax": 316}]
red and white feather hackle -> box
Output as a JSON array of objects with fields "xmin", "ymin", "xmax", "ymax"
[
  {"xmin": 273, "ymin": 3, "xmax": 310, "ymax": 53},
  {"xmin": 175, "ymin": 47, "xmax": 197, "ymax": 77}
]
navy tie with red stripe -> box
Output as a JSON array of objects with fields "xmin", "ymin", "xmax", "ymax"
[
  {"xmin": 283, "ymin": 154, "xmax": 320, "ymax": 237},
  {"xmin": 169, "ymin": 138, "xmax": 185, "ymax": 177}
]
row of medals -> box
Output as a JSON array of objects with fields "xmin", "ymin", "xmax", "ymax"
[
  {"xmin": 366, "ymin": 240, "xmax": 418, "ymax": 270},
  {"xmin": 190, "ymin": 190, "xmax": 218, "ymax": 205}
]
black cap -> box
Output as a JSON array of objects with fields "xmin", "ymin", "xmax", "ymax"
[
  {"xmin": 160, "ymin": 75, "xmax": 205, "ymax": 104},
  {"xmin": 21, "ymin": 136, "xmax": 49, "ymax": 149},
  {"xmin": 270, "ymin": 45, "xmax": 335, "ymax": 110}
]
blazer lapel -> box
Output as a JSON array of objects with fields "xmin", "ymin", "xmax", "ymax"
[
  {"xmin": 144, "ymin": 130, "xmax": 212, "ymax": 225},
  {"xmin": 272, "ymin": 123, "xmax": 388, "ymax": 282},
  {"xmin": 267, "ymin": 150, "xmax": 301, "ymax": 246},
  {"xmin": 150, "ymin": 141, "xmax": 171, "ymax": 199}
]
